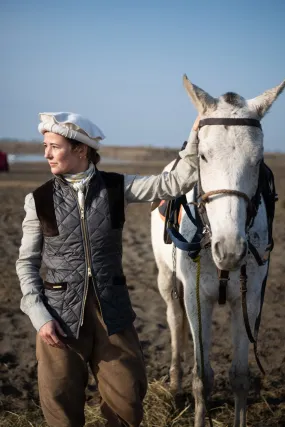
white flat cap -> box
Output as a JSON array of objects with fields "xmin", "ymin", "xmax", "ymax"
[{"xmin": 38, "ymin": 112, "xmax": 105, "ymax": 150}]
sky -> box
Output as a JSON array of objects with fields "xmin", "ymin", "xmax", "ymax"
[{"xmin": 1, "ymin": 0, "xmax": 285, "ymax": 151}]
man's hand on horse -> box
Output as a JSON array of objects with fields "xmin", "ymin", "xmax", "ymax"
[
  {"xmin": 185, "ymin": 116, "xmax": 200, "ymax": 156},
  {"xmin": 192, "ymin": 115, "xmax": 200, "ymax": 131}
]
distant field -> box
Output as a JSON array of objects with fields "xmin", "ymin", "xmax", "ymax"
[{"xmin": 0, "ymin": 139, "xmax": 179, "ymax": 165}]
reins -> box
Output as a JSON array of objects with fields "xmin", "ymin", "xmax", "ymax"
[{"xmin": 240, "ymin": 264, "xmax": 266, "ymax": 375}]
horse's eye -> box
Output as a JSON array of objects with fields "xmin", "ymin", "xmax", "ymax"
[{"xmin": 200, "ymin": 154, "xmax": 207, "ymax": 162}]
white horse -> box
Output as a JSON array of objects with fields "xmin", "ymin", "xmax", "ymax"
[{"xmin": 151, "ymin": 76, "xmax": 285, "ymax": 427}]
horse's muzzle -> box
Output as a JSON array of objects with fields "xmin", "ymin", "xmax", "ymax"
[{"xmin": 213, "ymin": 236, "xmax": 248, "ymax": 271}]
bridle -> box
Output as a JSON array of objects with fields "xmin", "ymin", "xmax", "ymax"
[
  {"xmin": 195, "ymin": 118, "xmax": 262, "ymax": 233},
  {"xmin": 195, "ymin": 117, "xmax": 266, "ymax": 375},
  {"xmin": 166, "ymin": 116, "xmax": 269, "ymax": 373}
]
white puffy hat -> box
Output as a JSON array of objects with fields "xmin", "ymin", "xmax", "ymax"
[{"xmin": 38, "ymin": 112, "xmax": 105, "ymax": 150}]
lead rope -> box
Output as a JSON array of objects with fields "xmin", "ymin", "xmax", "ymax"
[
  {"xmin": 172, "ymin": 244, "xmax": 179, "ymax": 299},
  {"xmin": 193, "ymin": 255, "xmax": 213, "ymax": 427}
]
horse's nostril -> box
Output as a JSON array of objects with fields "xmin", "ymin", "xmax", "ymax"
[
  {"xmin": 213, "ymin": 237, "xmax": 247, "ymax": 267},
  {"xmin": 214, "ymin": 240, "xmax": 223, "ymax": 261}
]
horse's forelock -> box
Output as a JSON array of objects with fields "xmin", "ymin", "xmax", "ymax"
[{"xmin": 221, "ymin": 92, "xmax": 246, "ymax": 108}]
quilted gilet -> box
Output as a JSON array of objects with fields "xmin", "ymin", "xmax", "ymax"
[{"xmin": 33, "ymin": 170, "xmax": 135, "ymax": 338}]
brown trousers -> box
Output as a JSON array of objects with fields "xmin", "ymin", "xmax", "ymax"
[{"xmin": 36, "ymin": 285, "xmax": 147, "ymax": 427}]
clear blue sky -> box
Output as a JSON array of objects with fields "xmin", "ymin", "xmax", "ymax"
[{"xmin": 1, "ymin": 0, "xmax": 285, "ymax": 151}]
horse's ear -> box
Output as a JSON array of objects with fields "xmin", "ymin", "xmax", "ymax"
[
  {"xmin": 247, "ymin": 79, "xmax": 285, "ymax": 118},
  {"xmin": 183, "ymin": 74, "xmax": 217, "ymax": 114}
]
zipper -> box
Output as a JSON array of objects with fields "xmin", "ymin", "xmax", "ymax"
[
  {"xmin": 80, "ymin": 206, "xmax": 103, "ymax": 320},
  {"xmin": 70, "ymin": 187, "xmax": 103, "ymax": 329}
]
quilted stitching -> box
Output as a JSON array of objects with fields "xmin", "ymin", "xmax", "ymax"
[{"xmin": 41, "ymin": 172, "xmax": 135, "ymax": 338}]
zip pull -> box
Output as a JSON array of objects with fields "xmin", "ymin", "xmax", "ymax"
[{"xmin": 88, "ymin": 267, "xmax": 92, "ymax": 277}]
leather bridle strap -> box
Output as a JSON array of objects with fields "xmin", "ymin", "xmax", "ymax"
[
  {"xmin": 217, "ymin": 269, "xmax": 229, "ymax": 305},
  {"xmin": 199, "ymin": 118, "xmax": 262, "ymax": 129},
  {"xmin": 200, "ymin": 189, "xmax": 255, "ymax": 227},
  {"xmin": 240, "ymin": 264, "xmax": 265, "ymax": 375},
  {"xmin": 201, "ymin": 189, "xmax": 251, "ymax": 205}
]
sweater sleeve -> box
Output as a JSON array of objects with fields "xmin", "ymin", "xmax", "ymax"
[
  {"xmin": 16, "ymin": 193, "xmax": 54, "ymax": 331},
  {"xmin": 124, "ymin": 130, "xmax": 198, "ymax": 204}
]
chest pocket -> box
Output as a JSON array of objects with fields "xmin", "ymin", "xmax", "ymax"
[{"xmin": 44, "ymin": 235, "xmax": 84, "ymax": 259}]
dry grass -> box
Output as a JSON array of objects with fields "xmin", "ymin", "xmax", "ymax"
[{"xmin": 1, "ymin": 379, "xmax": 285, "ymax": 427}]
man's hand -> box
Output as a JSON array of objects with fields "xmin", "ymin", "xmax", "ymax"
[
  {"xmin": 39, "ymin": 320, "xmax": 67, "ymax": 348},
  {"xmin": 184, "ymin": 116, "xmax": 200, "ymax": 156},
  {"xmin": 192, "ymin": 116, "xmax": 200, "ymax": 131}
]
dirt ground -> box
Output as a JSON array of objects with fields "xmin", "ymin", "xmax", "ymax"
[{"xmin": 0, "ymin": 152, "xmax": 285, "ymax": 426}]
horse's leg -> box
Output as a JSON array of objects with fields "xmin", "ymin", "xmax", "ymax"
[
  {"xmin": 184, "ymin": 283, "xmax": 214, "ymax": 427},
  {"xmin": 229, "ymin": 291, "xmax": 259, "ymax": 427},
  {"xmin": 157, "ymin": 260, "xmax": 186, "ymax": 393}
]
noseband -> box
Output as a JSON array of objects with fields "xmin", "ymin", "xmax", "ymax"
[{"xmin": 196, "ymin": 118, "xmax": 262, "ymax": 231}]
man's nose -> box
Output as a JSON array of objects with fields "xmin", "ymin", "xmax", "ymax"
[{"xmin": 44, "ymin": 147, "xmax": 52, "ymax": 159}]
